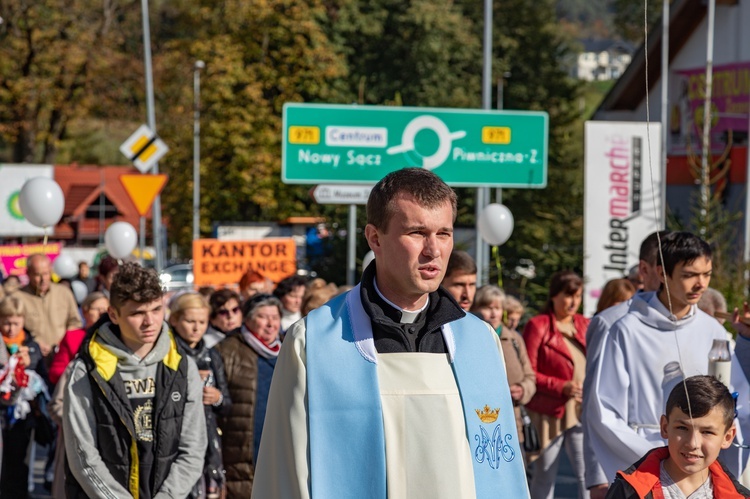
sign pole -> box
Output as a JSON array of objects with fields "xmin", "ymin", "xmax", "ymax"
[
  {"xmin": 476, "ymin": 0, "xmax": 494, "ymax": 286},
  {"xmin": 699, "ymin": 0, "xmax": 716, "ymax": 234},
  {"xmin": 347, "ymin": 204, "xmax": 357, "ymax": 286},
  {"xmin": 139, "ymin": 216, "xmax": 146, "ymax": 266},
  {"xmin": 193, "ymin": 61, "xmax": 205, "ymax": 242},
  {"xmin": 660, "ymin": 0, "xmax": 669, "ymax": 230},
  {"xmin": 140, "ymin": 0, "xmax": 164, "ymax": 270}
]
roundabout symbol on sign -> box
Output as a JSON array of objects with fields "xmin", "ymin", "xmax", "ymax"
[{"xmin": 386, "ymin": 116, "xmax": 466, "ymax": 170}]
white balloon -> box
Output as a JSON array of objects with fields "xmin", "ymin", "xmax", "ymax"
[
  {"xmin": 53, "ymin": 254, "xmax": 78, "ymax": 279},
  {"xmin": 362, "ymin": 250, "xmax": 375, "ymax": 273},
  {"xmin": 18, "ymin": 177, "xmax": 65, "ymax": 228},
  {"xmin": 71, "ymin": 280, "xmax": 89, "ymax": 305},
  {"xmin": 477, "ymin": 203, "xmax": 514, "ymax": 246},
  {"xmin": 105, "ymin": 222, "xmax": 138, "ymax": 259}
]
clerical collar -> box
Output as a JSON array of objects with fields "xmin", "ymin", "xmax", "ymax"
[{"xmin": 373, "ymin": 278, "xmax": 429, "ymax": 324}]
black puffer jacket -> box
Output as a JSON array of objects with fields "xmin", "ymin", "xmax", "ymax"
[
  {"xmin": 65, "ymin": 329, "xmax": 189, "ymax": 499},
  {"xmin": 174, "ymin": 332, "xmax": 232, "ymax": 491},
  {"xmin": 215, "ymin": 332, "xmax": 277, "ymax": 497}
]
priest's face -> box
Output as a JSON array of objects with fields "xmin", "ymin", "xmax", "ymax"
[{"xmin": 365, "ymin": 194, "xmax": 454, "ymax": 310}]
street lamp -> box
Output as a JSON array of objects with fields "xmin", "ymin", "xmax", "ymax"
[{"xmin": 193, "ymin": 60, "xmax": 205, "ymax": 242}]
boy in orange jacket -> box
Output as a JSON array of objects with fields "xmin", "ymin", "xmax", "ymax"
[{"xmin": 606, "ymin": 375, "xmax": 750, "ymax": 499}]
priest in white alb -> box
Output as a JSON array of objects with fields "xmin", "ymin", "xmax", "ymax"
[{"xmin": 251, "ymin": 168, "xmax": 529, "ymax": 499}]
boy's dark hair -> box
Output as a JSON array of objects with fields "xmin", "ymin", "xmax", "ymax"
[
  {"xmin": 542, "ymin": 270, "xmax": 583, "ymax": 314},
  {"xmin": 208, "ymin": 289, "xmax": 241, "ymax": 319},
  {"xmin": 666, "ymin": 375, "xmax": 735, "ymax": 429},
  {"xmin": 367, "ymin": 168, "xmax": 457, "ymax": 232},
  {"xmin": 445, "ymin": 250, "xmax": 477, "ymax": 279},
  {"xmin": 639, "ymin": 230, "xmax": 671, "ymax": 265},
  {"xmin": 109, "ymin": 262, "xmax": 163, "ymax": 311},
  {"xmin": 273, "ymin": 275, "xmax": 308, "ymax": 299},
  {"xmin": 657, "ymin": 231, "xmax": 712, "ymax": 277}
]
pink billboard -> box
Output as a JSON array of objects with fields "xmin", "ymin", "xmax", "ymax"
[{"xmin": 0, "ymin": 243, "xmax": 62, "ymax": 280}]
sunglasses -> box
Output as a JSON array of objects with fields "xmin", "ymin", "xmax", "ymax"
[{"xmin": 217, "ymin": 306, "xmax": 241, "ymax": 317}]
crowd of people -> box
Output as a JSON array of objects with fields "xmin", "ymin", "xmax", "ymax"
[
  {"xmin": 0, "ymin": 250, "xmax": 350, "ymax": 498},
  {"xmin": 0, "ymin": 168, "xmax": 749, "ymax": 498}
]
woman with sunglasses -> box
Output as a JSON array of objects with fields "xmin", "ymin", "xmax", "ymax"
[
  {"xmin": 214, "ymin": 293, "xmax": 282, "ymax": 497},
  {"xmin": 205, "ymin": 289, "xmax": 243, "ymax": 348}
]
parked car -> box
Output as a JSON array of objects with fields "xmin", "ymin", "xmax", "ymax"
[{"xmin": 159, "ymin": 263, "xmax": 194, "ymax": 291}]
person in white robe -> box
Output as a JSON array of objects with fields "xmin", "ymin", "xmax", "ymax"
[
  {"xmin": 581, "ymin": 230, "xmax": 667, "ymax": 498},
  {"xmin": 588, "ymin": 232, "xmax": 735, "ymax": 482}
]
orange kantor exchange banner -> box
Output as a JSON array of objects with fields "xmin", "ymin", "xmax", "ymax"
[{"xmin": 192, "ymin": 238, "xmax": 297, "ymax": 287}]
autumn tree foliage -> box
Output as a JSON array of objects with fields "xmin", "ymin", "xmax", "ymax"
[{"xmin": 0, "ymin": 0, "xmax": 588, "ymax": 310}]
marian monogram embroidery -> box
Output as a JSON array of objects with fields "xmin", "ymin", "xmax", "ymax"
[{"xmin": 473, "ymin": 423, "xmax": 515, "ymax": 467}]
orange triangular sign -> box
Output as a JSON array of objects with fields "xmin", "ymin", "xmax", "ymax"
[{"xmin": 120, "ymin": 174, "xmax": 168, "ymax": 216}]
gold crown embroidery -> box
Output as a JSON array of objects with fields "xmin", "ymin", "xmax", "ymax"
[{"xmin": 475, "ymin": 405, "xmax": 500, "ymax": 423}]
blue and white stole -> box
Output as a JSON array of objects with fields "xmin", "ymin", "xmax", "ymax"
[{"xmin": 306, "ymin": 285, "xmax": 528, "ymax": 498}]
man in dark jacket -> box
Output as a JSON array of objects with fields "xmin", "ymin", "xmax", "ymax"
[{"xmin": 63, "ymin": 262, "xmax": 206, "ymax": 499}]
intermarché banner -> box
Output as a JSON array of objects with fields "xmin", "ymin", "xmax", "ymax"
[
  {"xmin": 583, "ymin": 122, "xmax": 663, "ymax": 316},
  {"xmin": 192, "ymin": 238, "xmax": 297, "ymax": 288}
]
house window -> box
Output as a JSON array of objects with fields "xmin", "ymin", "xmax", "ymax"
[{"xmin": 84, "ymin": 195, "xmax": 120, "ymax": 219}]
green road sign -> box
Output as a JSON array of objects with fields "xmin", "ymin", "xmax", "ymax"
[{"xmin": 282, "ymin": 103, "xmax": 548, "ymax": 187}]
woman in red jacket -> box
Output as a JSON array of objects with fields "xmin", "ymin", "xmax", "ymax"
[{"xmin": 524, "ymin": 270, "xmax": 590, "ymax": 499}]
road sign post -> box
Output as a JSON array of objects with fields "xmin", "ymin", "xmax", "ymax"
[
  {"xmin": 309, "ymin": 185, "xmax": 373, "ymax": 285},
  {"xmin": 282, "ymin": 103, "xmax": 548, "ymax": 187}
]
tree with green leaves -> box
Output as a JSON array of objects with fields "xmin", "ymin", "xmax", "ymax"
[
  {"xmin": 154, "ymin": 0, "xmax": 350, "ymax": 248},
  {"xmin": 329, "ymin": 0, "xmax": 482, "ymax": 108},
  {"xmin": 0, "ymin": 0, "xmax": 144, "ymax": 163},
  {"xmin": 455, "ymin": 0, "xmax": 584, "ymax": 310},
  {"xmin": 612, "ymin": 0, "xmax": 662, "ymax": 44}
]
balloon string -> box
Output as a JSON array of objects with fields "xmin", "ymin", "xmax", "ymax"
[
  {"xmin": 43, "ymin": 228, "xmax": 48, "ymax": 252},
  {"xmin": 493, "ymin": 245, "xmax": 503, "ymax": 288}
]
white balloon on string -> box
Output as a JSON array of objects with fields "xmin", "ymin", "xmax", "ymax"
[
  {"xmin": 477, "ymin": 203, "xmax": 514, "ymax": 246},
  {"xmin": 18, "ymin": 177, "xmax": 65, "ymax": 228},
  {"xmin": 105, "ymin": 222, "xmax": 138, "ymax": 259}
]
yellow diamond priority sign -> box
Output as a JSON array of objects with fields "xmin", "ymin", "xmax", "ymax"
[{"xmin": 119, "ymin": 124, "xmax": 169, "ymax": 173}]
